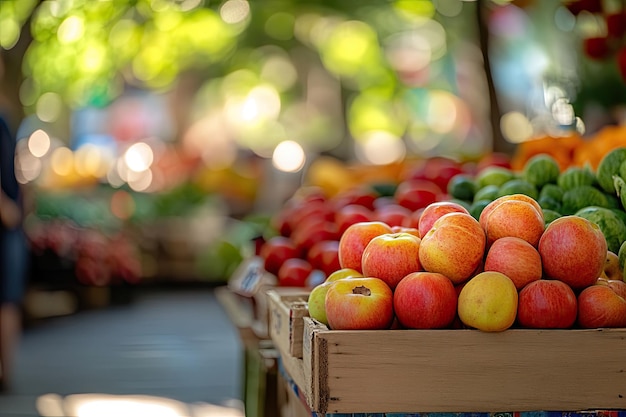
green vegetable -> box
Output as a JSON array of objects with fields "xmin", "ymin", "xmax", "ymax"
[
  {"xmin": 597, "ymin": 147, "xmax": 626, "ymax": 193},
  {"xmin": 575, "ymin": 206, "xmax": 626, "ymax": 254},
  {"xmin": 561, "ymin": 185, "xmax": 609, "ymax": 214},
  {"xmin": 557, "ymin": 166, "xmax": 596, "ymax": 191},
  {"xmin": 496, "ymin": 179, "xmax": 539, "ymax": 200},
  {"xmin": 523, "ymin": 153, "xmax": 560, "ymax": 188}
]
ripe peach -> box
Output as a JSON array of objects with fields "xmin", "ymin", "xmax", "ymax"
[
  {"xmin": 418, "ymin": 212, "xmax": 486, "ymax": 285},
  {"xmin": 538, "ymin": 216, "xmax": 607, "ymax": 290},
  {"xmin": 481, "ymin": 199, "xmax": 545, "ymax": 247},
  {"xmin": 483, "ymin": 236, "xmax": 542, "ymax": 290}
]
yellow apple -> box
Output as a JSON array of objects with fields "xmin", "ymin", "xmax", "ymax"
[
  {"xmin": 457, "ymin": 271, "xmax": 518, "ymax": 332},
  {"xmin": 307, "ymin": 268, "xmax": 363, "ymax": 325}
]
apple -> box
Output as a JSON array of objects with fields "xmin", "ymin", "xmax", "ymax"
[
  {"xmin": 418, "ymin": 201, "xmax": 470, "ymax": 238},
  {"xmin": 457, "ymin": 271, "xmax": 518, "ymax": 332},
  {"xmin": 600, "ymin": 251, "xmax": 622, "ymax": 281},
  {"xmin": 361, "ymin": 232, "xmax": 422, "ymax": 289},
  {"xmin": 516, "ymin": 279, "xmax": 578, "ymax": 329},
  {"xmin": 260, "ymin": 236, "xmax": 301, "ymax": 275},
  {"xmin": 483, "ymin": 236, "xmax": 542, "ymax": 290},
  {"xmin": 390, "ymin": 225, "xmax": 420, "ymax": 239},
  {"xmin": 404, "ymin": 208, "xmax": 425, "ymax": 229},
  {"xmin": 480, "ymin": 198, "xmax": 545, "ymax": 247},
  {"xmin": 335, "ymin": 204, "xmax": 374, "ymax": 235},
  {"xmin": 404, "ymin": 156, "xmax": 464, "ymax": 191},
  {"xmin": 538, "ymin": 216, "xmax": 607, "ymax": 290},
  {"xmin": 306, "ymin": 240, "xmax": 341, "ymax": 277},
  {"xmin": 307, "ymin": 268, "xmax": 364, "ymax": 326},
  {"xmin": 373, "ymin": 203, "xmax": 413, "ymax": 228},
  {"xmin": 325, "ymin": 277, "xmax": 394, "ymax": 330},
  {"xmin": 291, "ymin": 219, "xmax": 339, "ymax": 255},
  {"xmin": 330, "ymin": 187, "xmax": 377, "ymax": 211},
  {"xmin": 393, "ymin": 271, "xmax": 457, "ymax": 329},
  {"xmin": 577, "ymin": 283, "xmax": 626, "ymax": 328},
  {"xmin": 338, "ymin": 221, "xmax": 393, "ymax": 273},
  {"xmin": 286, "ymin": 200, "xmax": 335, "ymax": 236},
  {"xmin": 394, "ymin": 179, "xmax": 442, "ymax": 212},
  {"xmin": 479, "ymin": 194, "xmax": 543, "ymax": 231},
  {"xmin": 274, "ymin": 192, "xmax": 330, "ymax": 236},
  {"xmin": 596, "ymin": 277, "xmax": 626, "ymax": 300},
  {"xmin": 476, "ymin": 152, "xmax": 512, "ymax": 171},
  {"xmin": 277, "ymin": 258, "xmax": 314, "ymax": 287},
  {"xmin": 418, "ymin": 212, "xmax": 486, "ymax": 285}
]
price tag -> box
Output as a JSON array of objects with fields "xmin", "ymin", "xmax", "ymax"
[{"xmin": 229, "ymin": 256, "xmax": 276, "ymax": 297}]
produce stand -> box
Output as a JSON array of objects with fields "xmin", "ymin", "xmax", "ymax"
[
  {"xmin": 216, "ymin": 258, "xmax": 312, "ymax": 417},
  {"xmin": 267, "ymin": 288, "xmax": 626, "ymax": 416}
]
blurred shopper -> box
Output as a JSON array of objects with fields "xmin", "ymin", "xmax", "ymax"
[{"xmin": 0, "ymin": 114, "xmax": 28, "ymax": 392}]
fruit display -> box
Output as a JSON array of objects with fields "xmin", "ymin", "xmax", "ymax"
[
  {"xmin": 308, "ymin": 198, "xmax": 625, "ymax": 332},
  {"xmin": 256, "ymin": 154, "xmax": 510, "ymax": 288},
  {"xmin": 254, "ymin": 147, "xmax": 626, "ymax": 333}
]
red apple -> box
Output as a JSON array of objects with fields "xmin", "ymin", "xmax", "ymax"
[
  {"xmin": 330, "ymin": 187, "xmax": 377, "ymax": 211},
  {"xmin": 335, "ymin": 204, "xmax": 374, "ymax": 235},
  {"xmin": 418, "ymin": 201, "xmax": 470, "ymax": 238},
  {"xmin": 483, "ymin": 236, "xmax": 542, "ymax": 290},
  {"xmin": 338, "ymin": 221, "xmax": 393, "ymax": 273},
  {"xmin": 260, "ymin": 236, "xmax": 301, "ymax": 275},
  {"xmin": 291, "ymin": 219, "xmax": 339, "ymax": 255},
  {"xmin": 325, "ymin": 277, "xmax": 394, "ymax": 330},
  {"xmin": 287, "ymin": 200, "xmax": 335, "ymax": 235},
  {"xmin": 306, "ymin": 240, "xmax": 341, "ymax": 277},
  {"xmin": 404, "ymin": 208, "xmax": 425, "ymax": 229},
  {"xmin": 538, "ymin": 216, "xmax": 607, "ymax": 290},
  {"xmin": 394, "ymin": 179, "xmax": 442, "ymax": 212},
  {"xmin": 361, "ymin": 232, "xmax": 422, "ymax": 290},
  {"xmin": 393, "ymin": 271, "xmax": 457, "ymax": 329},
  {"xmin": 577, "ymin": 284, "xmax": 626, "ymax": 328},
  {"xmin": 373, "ymin": 203, "xmax": 413, "ymax": 227},
  {"xmin": 583, "ymin": 36, "xmax": 611, "ymax": 60},
  {"xmin": 404, "ymin": 156, "xmax": 463, "ymax": 191},
  {"xmin": 390, "ymin": 225, "xmax": 420, "ymax": 239},
  {"xmin": 516, "ymin": 279, "xmax": 578, "ymax": 329},
  {"xmin": 419, "ymin": 212, "xmax": 486, "ymax": 285},
  {"xmin": 307, "ymin": 268, "xmax": 364, "ymax": 326},
  {"xmin": 476, "ymin": 152, "xmax": 512, "ymax": 172},
  {"xmin": 277, "ymin": 258, "xmax": 314, "ymax": 287},
  {"xmin": 596, "ymin": 277, "xmax": 626, "ymax": 300}
]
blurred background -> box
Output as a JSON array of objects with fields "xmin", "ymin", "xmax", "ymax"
[{"xmin": 1, "ymin": 0, "xmax": 626, "ymax": 416}]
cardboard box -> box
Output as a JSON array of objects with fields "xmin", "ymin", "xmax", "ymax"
[{"xmin": 267, "ymin": 288, "xmax": 310, "ymax": 358}]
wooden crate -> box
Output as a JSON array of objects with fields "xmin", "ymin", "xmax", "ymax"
[
  {"xmin": 300, "ymin": 317, "xmax": 626, "ymax": 415},
  {"xmin": 267, "ymin": 288, "xmax": 310, "ymax": 359}
]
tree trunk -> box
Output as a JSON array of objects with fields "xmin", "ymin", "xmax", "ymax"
[{"xmin": 476, "ymin": 0, "xmax": 514, "ymax": 155}]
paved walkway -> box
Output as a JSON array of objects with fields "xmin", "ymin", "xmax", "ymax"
[{"xmin": 0, "ymin": 286, "xmax": 244, "ymax": 417}]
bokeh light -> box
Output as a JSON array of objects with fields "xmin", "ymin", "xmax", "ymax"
[
  {"xmin": 501, "ymin": 111, "xmax": 533, "ymax": 143},
  {"xmin": 50, "ymin": 146, "xmax": 74, "ymax": 177},
  {"xmin": 220, "ymin": 0, "xmax": 250, "ymax": 25},
  {"xmin": 28, "ymin": 129, "xmax": 51, "ymax": 157},
  {"xmin": 36, "ymin": 92, "xmax": 63, "ymax": 123},
  {"xmin": 57, "ymin": 15, "xmax": 85, "ymax": 44},
  {"xmin": 355, "ymin": 131, "xmax": 406, "ymax": 165},
  {"xmin": 272, "ymin": 140, "xmax": 305, "ymax": 172},
  {"xmin": 124, "ymin": 142, "xmax": 154, "ymax": 173}
]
